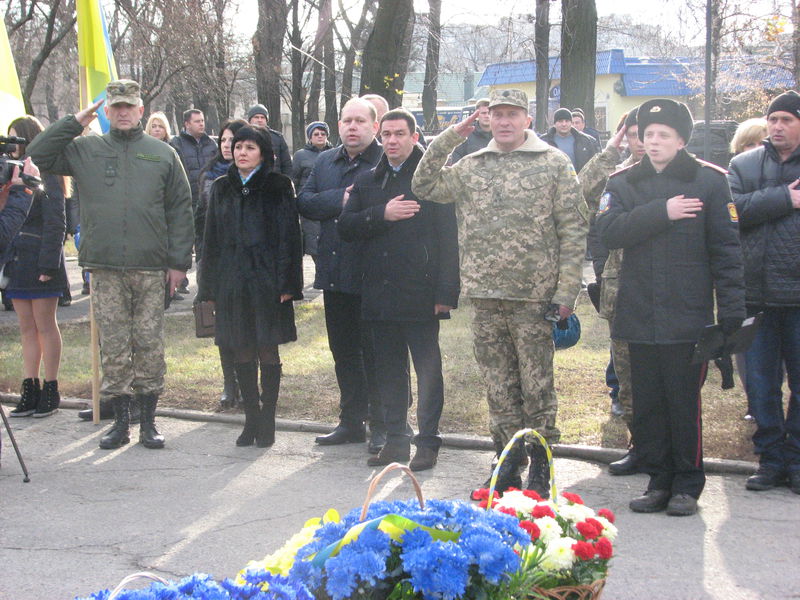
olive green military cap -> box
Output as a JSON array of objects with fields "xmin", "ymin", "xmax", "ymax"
[
  {"xmin": 106, "ymin": 79, "xmax": 141, "ymax": 106},
  {"xmin": 488, "ymin": 88, "xmax": 528, "ymax": 111}
]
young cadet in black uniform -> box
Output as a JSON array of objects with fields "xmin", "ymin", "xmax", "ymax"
[{"xmin": 595, "ymin": 99, "xmax": 745, "ymax": 516}]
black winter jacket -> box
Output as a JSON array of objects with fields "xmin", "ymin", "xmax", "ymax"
[
  {"xmin": 541, "ymin": 127, "xmax": 598, "ymax": 173},
  {"xmin": 297, "ymin": 139, "xmax": 382, "ymax": 294},
  {"xmin": 338, "ymin": 146, "xmax": 460, "ymax": 322},
  {"xmin": 727, "ymin": 141, "xmax": 800, "ymax": 307},
  {"xmin": 292, "ymin": 142, "xmax": 332, "ymax": 257},
  {"xmin": 269, "ymin": 129, "xmax": 294, "ymax": 177},
  {"xmin": 449, "ymin": 127, "xmax": 492, "ymax": 164},
  {"xmin": 2, "ymin": 172, "xmax": 67, "ymax": 293},
  {"xmin": 197, "ymin": 164, "xmax": 303, "ymax": 349},
  {"xmin": 596, "ymin": 150, "xmax": 745, "ymax": 344},
  {"xmin": 0, "ymin": 186, "xmax": 32, "ymax": 254},
  {"xmin": 169, "ymin": 132, "xmax": 218, "ymax": 206}
]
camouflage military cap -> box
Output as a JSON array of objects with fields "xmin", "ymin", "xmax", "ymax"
[
  {"xmin": 106, "ymin": 79, "xmax": 141, "ymax": 106},
  {"xmin": 489, "ymin": 89, "xmax": 528, "ymax": 111}
]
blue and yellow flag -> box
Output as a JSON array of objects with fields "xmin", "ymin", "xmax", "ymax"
[
  {"xmin": 77, "ymin": 0, "xmax": 118, "ymax": 133},
  {"xmin": 0, "ymin": 22, "xmax": 25, "ymax": 135}
]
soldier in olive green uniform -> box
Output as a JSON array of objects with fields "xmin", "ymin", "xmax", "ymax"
[
  {"xmin": 28, "ymin": 80, "xmax": 193, "ymax": 451},
  {"xmin": 412, "ymin": 89, "xmax": 587, "ymax": 497},
  {"xmin": 579, "ymin": 108, "xmax": 644, "ymax": 476}
]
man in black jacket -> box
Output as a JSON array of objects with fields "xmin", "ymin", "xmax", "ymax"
[
  {"xmin": 339, "ymin": 108, "xmax": 460, "ymax": 471},
  {"xmin": 727, "ymin": 90, "xmax": 800, "ymax": 495},
  {"xmin": 596, "ymin": 99, "xmax": 745, "ymax": 516},
  {"xmin": 448, "ymin": 98, "xmax": 491, "ymax": 164},
  {"xmin": 297, "ymin": 98, "xmax": 385, "ymax": 452},
  {"xmin": 246, "ymin": 104, "xmax": 293, "ymax": 177},
  {"xmin": 541, "ymin": 107, "xmax": 598, "ymax": 173}
]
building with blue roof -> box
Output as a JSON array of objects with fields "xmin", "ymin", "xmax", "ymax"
[{"xmin": 478, "ymin": 49, "xmax": 794, "ymax": 135}]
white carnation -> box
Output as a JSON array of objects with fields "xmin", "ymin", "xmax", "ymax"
[
  {"xmin": 495, "ymin": 490, "xmax": 537, "ymax": 516},
  {"xmin": 557, "ymin": 502, "xmax": 595, "ymax": 523},
  {"xmin": 534, "ymin": 516, "xmax": 563, "ymax": 544},
  {"xmin": 594, "ymin": 516, "xmax": 618, "ymax": 541},
  {"xmin": 540, "ymin": 536, "xmax": 577, "ymax": 571}
]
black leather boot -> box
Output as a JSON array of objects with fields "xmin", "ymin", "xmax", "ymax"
[
  {"xmin": 257, "ymin": 363, "xmax": 281, "ymax": 448},
  {"xmin": 234, "ymin": 361, "xmax": 260, "ymax": 447},
  {"xmin": 34, "ymin": 380, "xmax": 60, "ymax": 418},
  {"xmin": 78, "ymin": 399, "xmax": 114, "ymax": 421},
  {"xmin": 10, "ymin": 378, "xmax": 40, "ymax": 417},
  {"xmin": 470, "ymin": 439, "xmax": 523, "ymax": 500},
  {"xmin": 99, "ymin": 396, "xmax": 131, "ymax": 449},
  {"xmin": 138, "ymin": 393, "xmax": 165, "ymax": 449},
  {"xmin": 526, "ymin": 443, "xmax": 551, "ymax": 499},
  {"xmin": 219, "ymin": 347, "xmax": 240, "ymax": 409}
]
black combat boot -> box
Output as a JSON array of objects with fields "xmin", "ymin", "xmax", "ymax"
[
  {"xmin": 234, "ymin": 361, "xmax": 260, "ymax": 447},
  {"xmin": 219, "ymin": 347, "xmax": 241, "ymax": 409},
  {"xmin": 526, "ymin": 443, "xmax": 551, "ymax": 499},
  {"xmin": 257, "ymin": 363, "xmax": 281, "ymax": 448},
  {"xmin": 34, "ymin": 380, "xmax": 60, "ymax": 418},
  {"xmin": 99, "ymin": 396, "xmax": 131, "ymax": 449},
  {"xmin": 10, "ymin": 378, "xmax": 40, "ymax": 417},
  {"xmin": 138, "ymin": 393, "xmax": 165, "ymax": 449},
  {"xmin": 470, "ymin": 439, "xmax": 523, "ymax": 500}
]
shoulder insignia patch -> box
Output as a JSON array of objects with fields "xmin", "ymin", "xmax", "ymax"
[
  {"xmin": 697, "ymin": 158, "xmax": 728, "ymax": 175},
  {"xmin": 727, "ymin": 202, "xmax": 739, "ymax": 223},
  {"xmin": 597, "ymin": 191, "xmax": 613, "ymax": 215}
]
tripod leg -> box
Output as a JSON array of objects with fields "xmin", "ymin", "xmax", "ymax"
[{"xmin": 0, "ymin": 403, "xmax": 31, "ymax": 482}]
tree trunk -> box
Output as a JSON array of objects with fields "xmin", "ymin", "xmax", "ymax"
[
  {"xmin": 321, "ymin": 0, "xmax": 338, "ymax": 138},
  {"xmin": 290, "ymin": 0, "xmax": 306, "ymax": 151},
  {"xmin": 337, "ymin": 0, "xmax": 377, "ymax": 109},
  {"xmin": 422, "ymin": 0, "xmax": 442, "ymax": 133},
  {"xmin": 253, "ymin": 0, "xmax": 288, "ymax": 132},
  {"xmin": 560, "ymin": 0, "xmax": 597, "ymax": 126},
  {"xmin": 359, "ymin": 0, "xmax": 414, "ymax": 109},
  {"xmin": 534, "ymin": 0, "xmax": 551, "ymax": 132}
]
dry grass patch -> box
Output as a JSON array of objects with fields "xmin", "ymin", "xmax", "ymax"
[{"xmin": 0, "ymin": 294, "xmax": 757, "ymax": 461}]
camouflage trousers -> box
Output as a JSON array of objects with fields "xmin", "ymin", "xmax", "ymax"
[
  {"xmin": 471, "ymin": 298, "xmax": 560, "ymax": 448},
  {"xmin": 90, "ymin": 269, "xmax": 166, "ymax": 399},
  {"xmin": 611, "ymin": 338, "xmax": 634, "ymax": 426}
]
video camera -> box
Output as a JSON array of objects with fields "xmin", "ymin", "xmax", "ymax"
[{"xmin": 0, "ymin": 135, "xmax": 42, "ymax": 188}]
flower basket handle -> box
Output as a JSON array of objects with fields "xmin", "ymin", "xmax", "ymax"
[
  {"xmin": 107, "ymin": 572, "xmax": 170, "ymax": 599},
  {"xmin": 487, "ymin": 428, "xmax": 557, "ymax": 509},
  {"xmin": 360, "ymin": 462, "xmax": 425, "ymax": 522}
]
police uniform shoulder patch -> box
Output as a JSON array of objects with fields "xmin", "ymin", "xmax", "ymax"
[
  {"xmin": 597, "ymin": 191, "xmax": 614, "ymax": 215},
  {"xmin": 608, "ymin": 163, "xmax": 636, "ymax": 178},
  {"xmin": 727, "ymin": 202, "xmax": 739, "ymax": 223},
  {"xmin": 697, "ymin": 158, "xmax": 728, "ymax": 175}
]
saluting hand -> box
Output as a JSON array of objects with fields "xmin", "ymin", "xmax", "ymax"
[
  {"xmin": 666, "ymin": 194, "xmax": 703, "ymax": 220},
  {"xmin": 75, "ymin": 99, "xmax": 105, "ymax": 128},
  {"xmin": 606, "ymin": 125, "xmax": 626, "ymax": 152},
  {"xmin": 454, "ymin": 109, "xmax": 480, "ymax": 139}
]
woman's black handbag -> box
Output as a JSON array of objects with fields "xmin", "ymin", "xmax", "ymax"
[{"xmin": 193, "ymin": 301, "xmax": 215, "ymax": 338}]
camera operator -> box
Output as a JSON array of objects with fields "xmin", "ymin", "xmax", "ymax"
[{"xmin": 0, "ymin": 158, "xmax": 37, "ymax": 252}]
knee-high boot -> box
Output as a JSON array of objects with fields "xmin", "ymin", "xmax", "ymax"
[
  {"xmin": 138, "ymin": 393, "xmax": 165, "ymax": 449},
  {"xmin": 234, "ymin": 361, "xmax": 260, "ymax": 447},
  {"xmin": 258, "ymin": 363, "xmax": 281, "ymax": 448},
  {"xmin": 219, "ymin": 346, "xmax": 241, "ymax": 409}
]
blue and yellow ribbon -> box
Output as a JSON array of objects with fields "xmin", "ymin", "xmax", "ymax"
[{"xmin": 487, "ymin": 428, "xmax": 557, "ymax": 509}]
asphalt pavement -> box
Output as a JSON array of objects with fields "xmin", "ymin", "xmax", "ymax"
[{"xmin": 1, "ymin": 406, "xmax": 799, "ymax": 600}]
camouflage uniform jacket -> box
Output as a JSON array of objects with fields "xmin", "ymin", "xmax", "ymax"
[
  {"xmin": 412, "ymin": 126, "xmax": 587, "ymax": 307},
  {"xmin": 578, "ymin": 146, "xmax": 638, "ymax": 319}
]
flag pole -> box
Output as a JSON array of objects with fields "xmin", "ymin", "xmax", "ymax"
[{"xmin": 89, "ymin": 278, "xmax": 100, "ymax": 424}]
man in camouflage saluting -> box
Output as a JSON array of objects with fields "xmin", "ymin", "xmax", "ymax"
[{"xmin": 412, "ymin": 88, "xmax": 587, "ymax": 498}]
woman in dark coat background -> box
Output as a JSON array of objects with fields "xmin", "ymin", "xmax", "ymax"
[
  {"xmin": 197, "ymin": 125, "xmax": 303, "ymax": 448},
  {"xmin": 5, "ymin": 115, "xmax": 68, "ymax": 419},
  {"xmin": 195, "ymin": 117, "xmax": 248, "ymax": 410}
]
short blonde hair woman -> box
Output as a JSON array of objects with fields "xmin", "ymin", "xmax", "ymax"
[
  {"xmin": 145, "ymin": 112, "xmax": 172, "ymax": 142},
  {"xmin": 730, "ymin": 118, "xmax": 767, "ymax": 155}
]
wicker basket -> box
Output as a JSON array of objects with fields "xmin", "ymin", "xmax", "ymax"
[
  {"xmin": 490, "ymin": 429, "xmax": 607, "ymax": 600},
  {"xmin": 529, "ymin": 578, "xmax": 606, "ymax": 600}
]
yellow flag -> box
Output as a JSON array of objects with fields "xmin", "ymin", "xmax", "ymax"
[
  {"xmin": 0, "ymin": 22, "xmax": 25, "ymax": 136},
  {"xmin": 77, "ymin": 0, "xmax": 118, "ymax": 133}
]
